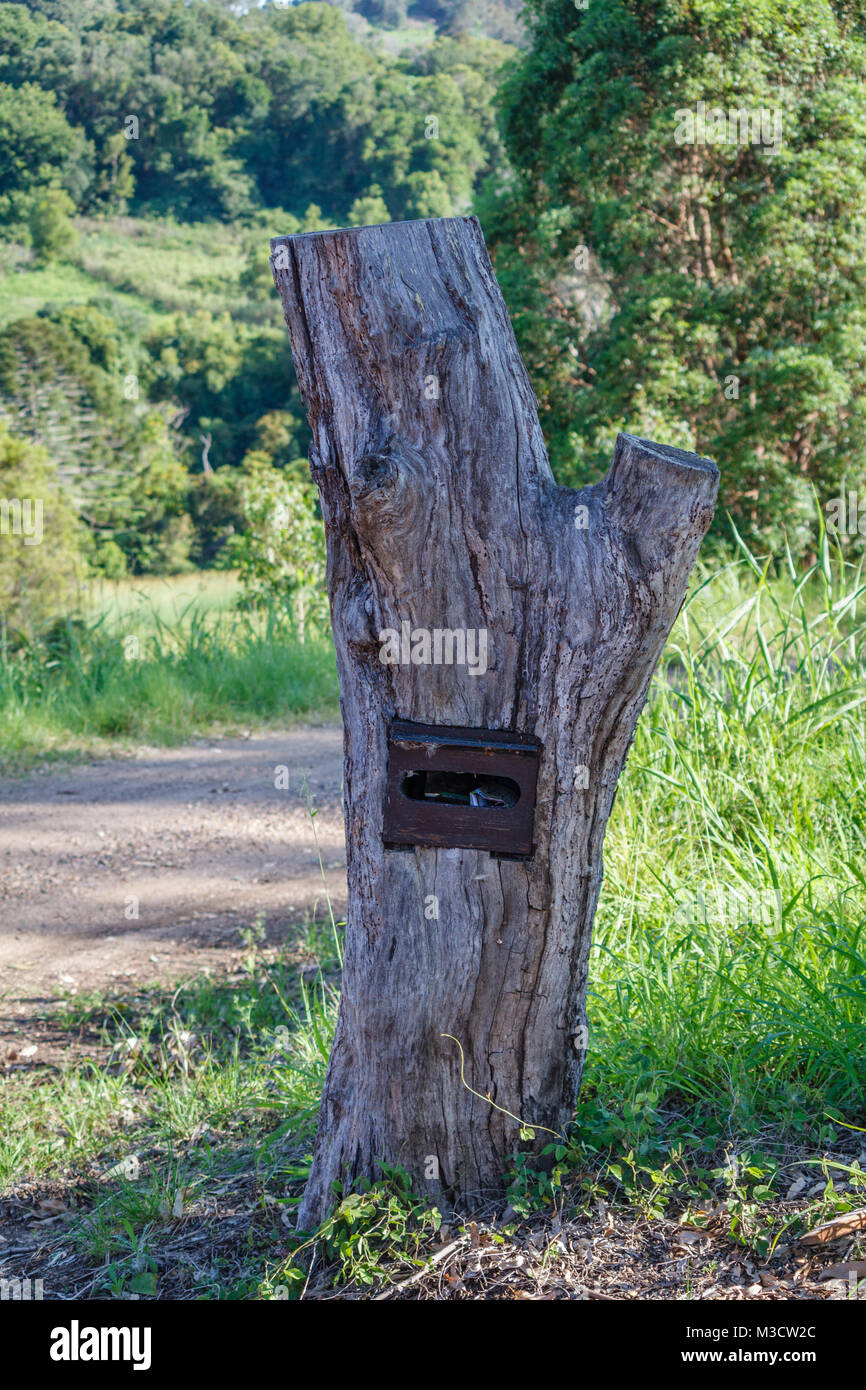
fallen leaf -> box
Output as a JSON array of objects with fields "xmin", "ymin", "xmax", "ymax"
[
  {"xmin": 675, "ymin": 1229, "xmax": 703, "ymax": 1246},
  {"xmin": 100, "ymin": 1155, "xmax": 140, "ymax": 1182},
  {"xmin": 817, "ymin": 1261, "xmax": 866, "ymax": 1282},
  {"xmin": 799, "ymin": 1207, "xmax": 866, "ymax": 1245}
]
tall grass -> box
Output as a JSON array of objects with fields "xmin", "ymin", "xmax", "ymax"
[
  {"xmin": 587, "ymin": 527, "xmax": 866, "ymax": 1144},
  {"xmin": 84, "ymin": 570, "xmax": 242, "ymax": 627},
  {"xmin": 2, "ymin": 537, "xmax": 865, "ymax": 1259},
  {"xmin": 0, "ymin": 581, "xmax": 339, "ymax": 766}
]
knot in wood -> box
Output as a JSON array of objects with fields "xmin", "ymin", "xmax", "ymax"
[{"xmin": 351, "ymin": 452, "xmax": 398, "ymax": 504}]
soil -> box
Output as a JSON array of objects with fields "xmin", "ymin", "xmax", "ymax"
[{"xmin": 0, "ymin": 728, "xmax": 347, "ymax": 1056}]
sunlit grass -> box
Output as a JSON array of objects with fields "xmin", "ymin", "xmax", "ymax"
[
  {"xmin": 84, "ymin": 570, "xmax": 243, "ymax": 629},
  {"xmin": 0, "ymin": 215, "xmax": 266, "ymax": 330},
  {"xmin": 2, "ymin": 533, "xmax": 865, "ymax": 1294},
  {"xmin": 0, "ymin": 917, "xmax": 341, "ymax": 1297},
  {"xmin": 587, "ymin": 524, "xmax": 866, "ymax": 1147},
  {"xmin": 0, "ymin": 577, "xmax": 339, "ymax": 768},
  {"xmin": 74, "ymin": 215, "xmax": 253, "ymax": 320}
]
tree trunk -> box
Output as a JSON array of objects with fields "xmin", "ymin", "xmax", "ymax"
[{"xmin": 270, "ymin": 215, "xmax": 719, "ymax": 1230}]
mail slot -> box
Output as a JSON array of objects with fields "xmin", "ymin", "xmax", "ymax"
[{"xmin": 382, "ymin": 720, "xmax": 540, "ymax": 855}]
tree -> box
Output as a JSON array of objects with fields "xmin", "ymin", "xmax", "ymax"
[
  {"xmin": 143, "ymin": 312, "xmax": 308, "ymax": 472},
  {"xmin": 0, "ymin": 422, "xmax": 87, "ymax": 638},
  {"xmin": 0, "ymin": 312, "xmax": 190, "ymax": 573},
  {"xmin": 272, "ymin": 215, "xmax": 717, "ymax": 1225},
  {"xmin": 0, "ymin": 2, "xmax": 511, "ymax": 229},
  {"xmin": 26, "ymin": 186, "xmax": 78, "ymax": 264},
  {"xmin": 347, "ymin": 187, "xmax": 390, "ymax": 226},
  {"xmin": 0, "ymin": 80, "xmax": 93, "ymax": 236},
  {"xmin": 233, "ymin": 459, "xmax": 327, "ymax": 640},
  {"xmin": 0, "ymin": 5, "xmax": 73, "ymax": 90},
  {"xmin": 488, "ymin": 0, "xmax": 866, "ymax": 554}
]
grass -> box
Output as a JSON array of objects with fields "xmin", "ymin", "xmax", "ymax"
[
  {"xmin": 1, "ymin": 534, "xmax": 865, "ymax": 1296},
  {"xmin": 72, "ymin": 215, "xmax": 275, "ymax": 327},
  {"xmin": 0, "ymin": 573, "xmax": 340, "ymax": 769},
  {"xmin": 0, "ymin": 216, "xmax": 268, "ymax": 331},
  {"xmin": 0, "ymin": 916, "xmax": 341, "ymax": 1300},
  {"xmin": 591, "ymin": 528, "xmax": 866, "ymax": 1135},
  {"xmin": 83, "ymin": 570, "xmax": 243, "ymax": 627}
]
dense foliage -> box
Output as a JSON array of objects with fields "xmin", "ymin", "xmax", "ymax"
[
  {"xmin": 0, "ymin": 1, "xmax": 508, "ymax": 227},
  {"xmin": 4, "ymin": 0, "xmax": 866, "ymax": 637},
  {"xmin": 485, "ymin": 0, "xmax": 866, "ymax": 552},
  {"xmin": 0, "ymin": 0, "xmax": 511, "ymax": 626}
]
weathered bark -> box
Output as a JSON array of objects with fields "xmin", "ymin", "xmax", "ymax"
[{"xmin": 270, "ymin": 215, "xmax": 719, "ymax": 1229}]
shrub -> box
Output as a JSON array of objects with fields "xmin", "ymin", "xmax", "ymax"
[
  {"xmin": 233, "ymin": 458, "xmax": 327, "ymax": 640},
  {"xmin": 0, "ymin": 423, "xmax": 87, "ymax": 639}
]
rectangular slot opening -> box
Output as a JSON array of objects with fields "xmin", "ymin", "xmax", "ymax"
[{"xmin": 382, "ymin": 720, "xmax": 540, "ymax": 855}]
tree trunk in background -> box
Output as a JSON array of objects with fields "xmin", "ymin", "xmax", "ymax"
[{"xmin": 271, "ymin": 215, "xmax": 719, "ymax": 1229}]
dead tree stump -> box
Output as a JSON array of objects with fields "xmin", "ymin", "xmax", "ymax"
[{"xmin": 270, "ymin": 215, "xmax": 719, "ymax": 1229}]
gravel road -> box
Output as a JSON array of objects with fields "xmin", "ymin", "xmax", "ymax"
[{"xmin": 0, "ymin": 727, "xmax": 346, "ymax": 1028}]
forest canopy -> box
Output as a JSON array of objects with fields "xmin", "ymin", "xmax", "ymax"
[
  {"xmin": 484, "ymin": 0, "xmax": 866, "ymax": 552},
  {"xmin": 0, "ymin": 0, "xmax": 512, "ymax": 605},
  {"xmin": 1, "ymin": 0, "xmax": 865, "ymax": 629}
]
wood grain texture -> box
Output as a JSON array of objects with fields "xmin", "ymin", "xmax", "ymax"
[{"xmin": 271, "ymin": 215, "xmax": 719, "ymax": 1228}]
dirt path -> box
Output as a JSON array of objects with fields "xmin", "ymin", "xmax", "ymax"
[
  {"xmin": 0, "ymin": 729, "xmax": 857, "ymax": 1304},
  {"xmin": 0, "ymin": 727, "xmax": 346, "ymax": 1034}
]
